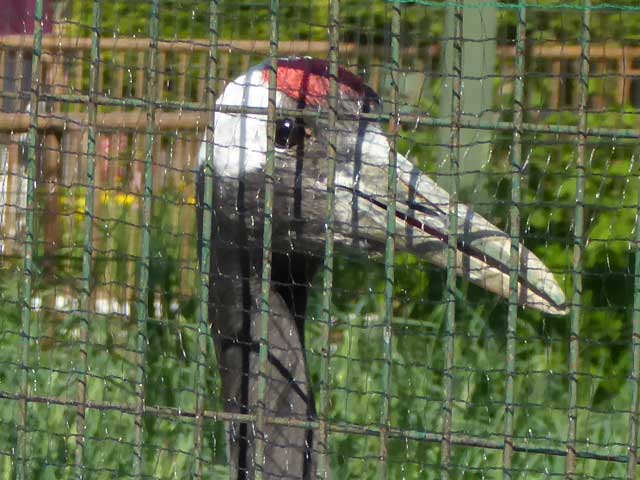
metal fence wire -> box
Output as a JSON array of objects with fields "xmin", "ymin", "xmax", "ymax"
[{"xmin": 1, "ymin": 0, "xmax": 640, "ymax": 478}]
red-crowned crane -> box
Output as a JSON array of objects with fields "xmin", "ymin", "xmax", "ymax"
[{"xmin": 197, "ymin": 57, "xmax": 567, "ymax": 479}]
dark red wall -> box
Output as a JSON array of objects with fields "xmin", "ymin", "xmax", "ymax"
[{"xmin": 0, "ymin": 0, "xmax": 54, "ymax": 35}]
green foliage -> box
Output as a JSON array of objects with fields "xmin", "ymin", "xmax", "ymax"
[
  {"xmin": 68, "ymin": 0, "xmax": 327, "ymax": 40},
  {"xmin": 66, "ymin": 0, "xmax": 444, "ymax": 46}
]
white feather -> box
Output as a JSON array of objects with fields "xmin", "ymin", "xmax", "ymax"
[{"xmin": 198, "ymin": 65, "xmax": 279, "ymax": 178}]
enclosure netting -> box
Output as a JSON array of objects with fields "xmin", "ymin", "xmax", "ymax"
[{"xmin": 1, "ymin": 0, "xmax": 640, "ymax": 478}]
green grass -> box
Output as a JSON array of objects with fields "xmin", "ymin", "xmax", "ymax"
[
  {"xmin": 0, "ymin": 218, "xmax": 634, "ymax": 479},
  {"xmin": 2, "ymin": 40, "xmax": 640, "ymax": 477}
]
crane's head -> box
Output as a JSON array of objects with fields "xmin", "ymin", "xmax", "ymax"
[{"xmin": 199, "ymin": 57, "xmax": 568, "ymax": 315}]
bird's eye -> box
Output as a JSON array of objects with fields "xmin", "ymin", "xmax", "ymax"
[{"xmin": 275, "ymin": 118, "xmax": 305, "ymax": 149}]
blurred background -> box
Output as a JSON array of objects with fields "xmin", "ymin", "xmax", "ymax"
[{"xmin": 1, "ymin": 0, "xmax": 640, "ymax": 478}]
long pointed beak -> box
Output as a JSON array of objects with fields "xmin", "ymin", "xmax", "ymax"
[{"xmin": 333, "ymin": 127, "xmax": 568, "ymax": 316}]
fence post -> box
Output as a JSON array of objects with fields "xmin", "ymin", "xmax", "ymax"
[
  {"xmin": 379, "ymin": 2, "xmax": 401, "ymax": 478},
  {"xmin": 74, "ymin": 0, "xmax": 102, "ymax": 477},
  {"xmin": 629, "ymin": 150, "xmax": 640, "ymax": 479},
  {"xmin": 193, "ymin": 0, "xmax": 220, "ymax": 477},
  {"xmin": 133, "ymin": 0, "xmax": 160, "ymax": 476},
  {"xmin": 438, "ymin": 0, "xmax": 496, "ymax": 209},
  {"xmin": 503, "ymin": 1, "xmax": 526, "ymax": 478},
  {"xmin": 254, "ymin": 0, "xmax": 279, "ymax": 477},
  {"xmin": 441, "ymin": 1, "xmax": 463, "ymax": 477},
  {"xmin": 16, "ymin": 0, "xmax": 44, "ymax": 477},
  {"xmin": 566, "ymin": 0, "xmax": 590, "ymax": 477},
  {"xmin": 317, "ymin": 0, "xmax": 340, "ymax": 476}
]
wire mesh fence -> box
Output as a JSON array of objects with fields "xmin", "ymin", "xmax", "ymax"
[{"xmin": 1, "ymin": 0, "xmax": 640, "ymax": 478}]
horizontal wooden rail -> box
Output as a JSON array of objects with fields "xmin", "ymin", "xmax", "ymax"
[
  {"xmin": 0, "ymin": 35, "xmax": 440, "ymax": 56},
  {"xmin": 2, "ymin": 34, "xmax": 640, "ymax": 60},
  {"xmin": 0, "ymin": 111, "xmax": 206, "ymax": 133}
]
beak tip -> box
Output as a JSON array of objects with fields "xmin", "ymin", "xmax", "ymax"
[
  {"xmin": 526, "ymin": 284, "xmax": 569, "ymax": 316},
  {"xmin": 519, "ymin": 266, "xmax": 569, "ymax": 316},
  {"xmin": 543, "ymin": 303, "xmax": 570, "ymax": 316}
]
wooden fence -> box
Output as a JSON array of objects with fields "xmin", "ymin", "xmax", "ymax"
[
  {"xmin": 2, "ymin": 35, "xmax": 640, "ymax": 121},
  {"xmin": 1, "ymin": 35, "xmax": 640, "ymax": 261}
]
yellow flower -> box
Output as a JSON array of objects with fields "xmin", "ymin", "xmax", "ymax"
[{"xmin": 115, "ymin": 193, "xmax": 136, "ymax": 206}]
